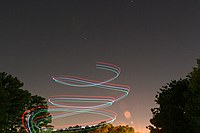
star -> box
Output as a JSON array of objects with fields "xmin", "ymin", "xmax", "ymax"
[
  {"xmin": 81, "ymin": 33, "xmax": 88, "ymax": 40},
  {"xmin": 81, "ymin": 36, "xmax": 88, "ymax": 40},
  {"xmin": 130, "ymin": 0, "xmax": 135, "ymax": 5}
]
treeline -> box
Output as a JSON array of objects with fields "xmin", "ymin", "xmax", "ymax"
[{"xmin": 52, "ymin": 122, "xmax": 134, "ymax": 133}]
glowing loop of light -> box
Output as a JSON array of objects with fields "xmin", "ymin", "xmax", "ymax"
[{"xmin": 22, "ymin": 62, "xmax": 130, "ymax": 133}]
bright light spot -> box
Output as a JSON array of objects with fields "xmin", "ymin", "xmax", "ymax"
[
  {"xmin": 131, "ymin": 121, "xmax": 134, "ymax": 125},
  {"xmin": 124, "ymin": 110, "xmax": 131, "ymax": 119}
]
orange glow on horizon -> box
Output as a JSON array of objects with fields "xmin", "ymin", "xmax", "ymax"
[
  {"xmin": 113, "ymin": 119, "xmax": 149, "ymax": 133},
  {"xmin": 134, "ymin": 124, "xmax": 150, "ymax": 133}
]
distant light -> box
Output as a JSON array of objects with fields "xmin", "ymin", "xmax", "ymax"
[
  {"xmin": 124, "ymin": 110, "xmax": 131, "ymax": 119},
  {"xmin": 131, "ymin": 121, "xmax": 134, "ymax": 125}
]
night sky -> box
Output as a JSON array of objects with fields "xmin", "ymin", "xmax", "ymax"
[{"xmin": 1, "ymin": 0, "xmax": 200, "ymax": 132}]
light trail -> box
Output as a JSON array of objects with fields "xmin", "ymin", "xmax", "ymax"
[{"xmin": 22, "ymin": 62, "xmax": 130, "ymax": 132}]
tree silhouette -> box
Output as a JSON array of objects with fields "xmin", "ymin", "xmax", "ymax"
[
  {"xmin": 147, "ymin": 59, "xmax": 200, "ymax": 133},
  {"xmin": 0, "ymin": 72, "xmax": 51, "ymax": 132},
  {"xmin": 185, "ymin": 59, "xmax": 200, "ymax": 133}
]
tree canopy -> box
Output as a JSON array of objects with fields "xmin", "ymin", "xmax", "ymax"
[
  {"xmin": 147, "ymin": 59, "xmax": 200, "ymax": 133},
  {"xmin": 53, "ymin": 122, "xmax": 135, "ymax": 133},
  {"xmin": 185, "ymin": 59, "xmax": 200, "ymax": 132},
  {"xmin": 0, "ymin": 72, "xmax": 51, "ymax": 133}
]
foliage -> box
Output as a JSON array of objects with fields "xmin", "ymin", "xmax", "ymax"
[
  {"xmin": 0, "ymin": 72, "xmax": 51, "ymax": 133},
  {"xmin": 22, "ymin": 96, "xmax": 52, "ymax": 133},
  {"xmin": 52, "ymin": 122, "xmax": 134, "ymax": 133},
  {"xmin": 89, "ymin": 124, "xmax": 134, "ymax": 133},
  {"xmin": 185, "ymin": 59, "xmax": 200, "ymax": 132},
  {"xmin": 147, "ymin": 59, "xmax": 200, "ymax": 133}
]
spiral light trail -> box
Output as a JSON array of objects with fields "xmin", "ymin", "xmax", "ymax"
[{"xmin": 22, "ymin": 62, "xmax": 130, "ymax": 132}]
